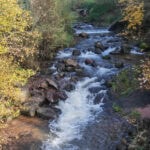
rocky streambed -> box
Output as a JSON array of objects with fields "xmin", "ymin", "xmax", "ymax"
[{"xmin": 1, "ymin": 23, "xmax": 149, "ymax": 150}]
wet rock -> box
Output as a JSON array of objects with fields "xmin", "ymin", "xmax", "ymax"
[
  {"xmin": 116, "ymin": 143, "xmax": 127, "ymax": 150},
  {"xmin": 109, "ymin": 21, "xmax": 127, "ymax": 33},
  {"xmin": 29, "ymin": 77, "xmax": 58, "ymax": 93},
  {"xmin": 65, "ymin": 59, "xmax": 78, "ymax": 67},
  {"xmin": 65, "ymin": 66, "xmax": 75, "ymax": 72},
  {"xmin": 72, "ymin": 49, "xmax": 81, "ymax": 56},
  {"xmin": 95, "ymin": 41, "xmax": 105, "ymax": 50},
  {"xmin": 105, "ymin": 80, "xmax": 113, "ymax": 88},
  {"xmin": 36, "ymin": 107, "xmax": 60, "ymax": 119},
  {"xmin": 46, "ymin": 89, "xmax": 58, "ymax": 103},
  {"xmin": 45, "ymin": 78, "xmax": 58, "ymax": 90},
  {"xmin": 57, "ymin": 64, "xmax": 66, "ymax": 72},
  {"xmin": 94, "ymin": 48, "xmax": 102, "ymax": 54},
  {"xmin": 79, "ymin": 32, "xmax": 89, "ymax": 38},
  {"xmin": 85, "ymin": 59, "xmax": 96, "ymax": 67},
  {"xmin": 110, "ymin": 47, "xmax": 124, "ymax": 55},
  {"xmin": 54, "ymin": 91, "xmax": 68, "ymax": 101},
  {"xmin": 121, "ymin": 44, "xmax": 132, "ymax": 54},
  {"xmin": 102, "ymin": 55, "xmax": 111, "ymax": 60},
  {"xmin": 89, "ymin": 87, "xmax": 104, "ymax": 94},
  {"xmin": 94, "ymin": 92, "xmax": 106, "ymax": 104},
  {"xmin": 115, "ymin": 62, "xmax": 124, "ymax": 68},
  {"xmin": 28, "ymin": 96, "xmax": 45, "ymax": 106},
  {"xmin": 21, "ymin": 102, "xmax": 39, "ymax": 117},
  {"xmin": 64, "ymin": 83, "xmax": 75, "ymax": 92},
  {"xmin": 75, "ymin": 68, "xmax": 83, "ymax": 75}
]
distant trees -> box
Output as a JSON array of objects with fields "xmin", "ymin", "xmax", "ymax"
[{"xmin": 30, "ymin": 0, "xmax": 76, "ymax": 59}]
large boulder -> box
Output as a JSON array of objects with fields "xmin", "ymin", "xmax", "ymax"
[
  {"xmin": 64, "ymin": 83, "xmax": 75, "ymax": 92},
  {"xmin": 36, "ymin": 107, "xmax": 61, "ymax": 120},
  {"xmin": 46, "ymin": 89, "xmax": 67, "ymax": 103},
  {"xmin": 85, "ymin": 59, "xmax": 96, "ymax": 67},
  {"xmin": 109, "ymin": 21, "xmax": 127, "ymax": 33},
  {"xmin": 79, "ymin": 32, "xmax": 89, "ymax": 38}
]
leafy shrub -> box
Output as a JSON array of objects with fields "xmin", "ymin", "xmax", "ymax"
[
  {"xmin": 30, "ymin": 0, "xmax": 76, "ymax": 59},
  {"xmin": 111, "ymin": 68, "xmax": 139, "ymax": 96},
  {"xmin": 112, "ymin": 103, "xmax": 122, "ymax": 113},
  {"xmin": 0, "ymin": 56, "xmax": 35, "ymax": 121}
]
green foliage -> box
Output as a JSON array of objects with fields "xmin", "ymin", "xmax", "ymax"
[
  {"xmin": 139, "ymin": 42, "xmax": 150, "ymax": 51},
  {"xmin": 130, "ymin": 110, "xmax": 141, "ymax": 119},
  {"xmin": 111, "ymin": 68, "xmax": 139, "ymax": 96},
  {"xmin": 112, "ymin": 103, "xmax": 122, "ymax": 113}
]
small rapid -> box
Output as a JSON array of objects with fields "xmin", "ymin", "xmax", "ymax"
[{"xmin": 42, "ymin": 78, "xmax": 104, "ymax": 150}]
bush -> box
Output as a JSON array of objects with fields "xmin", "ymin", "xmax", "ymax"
[
  {"xmin": 0, "ymin": 56, "xmax": 35, "ymax": 121},
  {"xmin": 111, "ymin": 68, "xmax": 139, "ymax": 96},
  {"xmin": 30, "ymin": 0, "xmax": 76, "ymax": 59}
]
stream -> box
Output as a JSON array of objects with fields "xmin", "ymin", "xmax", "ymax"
[{"xmin": 41, "ymin": 23, "xmax": 143, "ymax": 150}]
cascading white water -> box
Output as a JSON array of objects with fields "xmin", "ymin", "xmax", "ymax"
[
  {"xmin": 75, "ymin": 29, "xmax": 110, "ymax": 35},
  {"xmin": 102, "ymin": 47, "xmax": 116, "ymax": 56},
  {"xmin": 42, "ymin": 77, "xmax": 104, "ymax": 150}
]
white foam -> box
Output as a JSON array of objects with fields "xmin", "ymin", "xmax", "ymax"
[
  {"xmin": 102, "ymin": 47, "xmax": 116, "ymax": 56},
  {"xmin": 75, "ymin": 29, "xmax": 110, "ymax": 35},
  {"xmin": 57, "ymin": 51, "xmax": 72, "ymax": 58},
  {"xmin": 42, "ymin": 77, "xmax": 104, "ymax": 150},
  {"xmin": 79, "ymin": 51, "xmax": 100, "ymax": 59},
  {"xmin": 131, "ymin": 47, "xmax": 143, "ymax": 55},
  {"xmin": 96, "ymin": 67, "xmax": 116, "ymax": 77}
]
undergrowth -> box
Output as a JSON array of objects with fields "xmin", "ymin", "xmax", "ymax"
[{"xmin": 111, "ymin": 68, "xmax": 140, "ymax": 96}]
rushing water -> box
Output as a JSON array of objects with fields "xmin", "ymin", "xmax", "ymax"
[
  {"xmin": 42, "ymin": 78, "xmax": 104, "ymax": 150},
  {"xmin": 42, "ymin": 23, "xmax": 142, "ymax": 150}
]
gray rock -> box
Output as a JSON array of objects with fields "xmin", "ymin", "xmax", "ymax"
[
  {"xmin": 94, "ymin": 48, "xmax": 102, "ymax": 54},
  {"xmin": 65, "ymin": 59, "xmax": 78, "ymax": 67},
  {"xmin": 64, "ymin": 83, "xmax": 75, "ymax": 92},
  {"xmin": 95, "ymin": 41, "xmax": 105, "ymax": 50},
  {"xmin": 79, "ymin": 32, "xmax": 89, "ymax": 38},
  {"xmin": 85, "ymin": 59, "xmax": 96, "ymax": 67},
  {"xmin": 115, "ymin": 62, "xmax": 124, "ymax": 68},
  {"xmin": 72, "ymin": 49, "xmax": 81, "ymax": 56},
  {"xmin": 45, "ymin": 78, "xmax": 58, "ymax": 90},
  {"xmin": 36, "ymin": 107, "xmax": 59, "ymax": 119}
]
